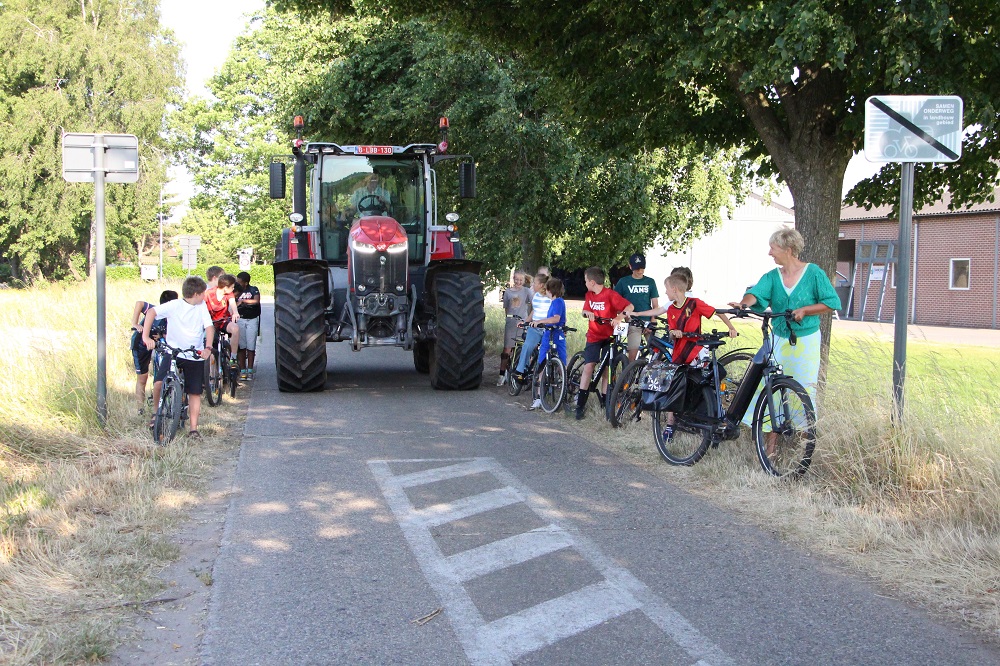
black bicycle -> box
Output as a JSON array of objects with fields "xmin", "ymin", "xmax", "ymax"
[
  {"xmin": 648, "ymin": 309, "xmax": 817, "ymax": 477},
  {"xmin": 528, "ymin": 322, "xmax": 577, "ymax": 413},
  {"xmin": 152, "ymin": 340, "xmax": 198, "ymax": 445},
  {"xmin": 205, "ymin": 318, "xmax": 238, "ymax": 406},
  {"xmin": 505, "ymin": 315, "xmax": 538, "ymax": 396},
  {"xmin": 565, "ymin": 315, "xmax": 628, "ymax": 413},
  {"xmin": 607, "ymin": 317, "xmax": 754, "ymax": 430}
]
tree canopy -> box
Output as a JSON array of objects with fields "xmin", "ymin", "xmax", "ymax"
[
  {"xmin": 282, "ymin": 0, "xmax": 1000, "ymax": 277},
  {"xmin": 172, "ymin": 8, "xmax": 752, "ymax": 280},
  {"xmin": 0, "ymin": 0, "xmax": 182, "ymax": 280}
]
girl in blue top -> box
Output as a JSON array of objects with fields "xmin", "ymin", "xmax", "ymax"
[
  {"xmin": 528, "ymin": 277, "xmax": 567, "ymax": 411},
  {"xmin": 731, "ymin": 229, "xmax": 842, "ymax": 441}
]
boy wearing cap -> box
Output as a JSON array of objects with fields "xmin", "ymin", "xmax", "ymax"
[{"xmin": 614, "ymin": 253, "xmax": 659, "ymax": 361}]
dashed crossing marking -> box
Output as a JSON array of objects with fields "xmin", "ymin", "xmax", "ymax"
[{"xmin": 369, "ymin": 457, "xmax": 737, "ymax": 666}]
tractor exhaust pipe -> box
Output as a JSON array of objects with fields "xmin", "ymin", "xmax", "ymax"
[{"xmin": 292, "ymin": 115, "xmax": 307, "ymax": 221}]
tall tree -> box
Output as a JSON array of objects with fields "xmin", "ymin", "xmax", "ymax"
[
  {"xmin": 173, "ymin": 9, "xmax": 751, "ymax": 279},
  {"xmin": 0, "ymin": 0, "xmax": 182, "ymax": 280}
]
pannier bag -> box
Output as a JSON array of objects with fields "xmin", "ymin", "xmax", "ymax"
[{"xmin": 640, "ymin": 361, "xmax": 686, "ymax": 411}]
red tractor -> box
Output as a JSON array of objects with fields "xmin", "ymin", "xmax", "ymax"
[{"xmin": 268, "ymin": 116, "xmax": 485, "ymax": 392}]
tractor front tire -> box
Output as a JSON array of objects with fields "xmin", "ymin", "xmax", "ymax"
[
  {"xmin": 429, "ymin": 271, "xmax": 485, "ymax": 390},
  {"xmin": 274, "ymin": 271, "xmax": 327, "ymax": 392}
]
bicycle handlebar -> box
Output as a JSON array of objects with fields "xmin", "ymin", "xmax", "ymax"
[
  {"xmin": 716, "ymin": 308, "xmax": 798, "ymax": 344},
  {"xmin": 155, "ymin": 339, "xmax": 202, "ymax": 356}
]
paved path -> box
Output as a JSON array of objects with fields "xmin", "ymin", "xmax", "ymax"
[{"xmin": 203, "ymin": 305, "xmax": 998, "ymax": 665}]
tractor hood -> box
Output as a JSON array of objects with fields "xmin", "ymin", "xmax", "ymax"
[{"xmin": 349, "ymin": 216, "xmax": 407, "ymax": 249}]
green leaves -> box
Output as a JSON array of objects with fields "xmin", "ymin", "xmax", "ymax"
[
  {"xmin": 172, "ymin": 8, "xmax": 746, "ymax": 284},
  {"xmin": 0, "ymin": 0, "xmax": 182, "ymax": 280}
]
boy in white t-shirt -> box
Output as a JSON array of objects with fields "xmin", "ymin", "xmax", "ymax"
[{"xmin": 142, "ymin": 276, "xmax": 215, "ymax": 439}]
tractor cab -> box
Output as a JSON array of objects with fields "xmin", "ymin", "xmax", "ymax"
[{"xmin": 317, "ymin": 155, "xmax": 427, "ymax": 265}]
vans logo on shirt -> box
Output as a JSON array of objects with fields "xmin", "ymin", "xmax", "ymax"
[
  {"xmin": 591, "ymin": 302, "xmax": 607, "ymax": 311},
  {"xmin": 627, "ymin": 285, "xmax": 649, "ymax": 294}
]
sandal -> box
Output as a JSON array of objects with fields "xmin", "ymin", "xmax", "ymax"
[{"xmin": 188, "ymin": 430, "xmax": 201, "ymax": 440}]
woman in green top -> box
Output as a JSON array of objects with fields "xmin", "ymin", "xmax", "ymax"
[{"xmin": 730, "ymin": 228, "xmax": 842, "ymax": 427}]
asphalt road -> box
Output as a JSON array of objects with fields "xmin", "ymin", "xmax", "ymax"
[{"xmin": 203, "ymin": 305, "xmax": 998, "ymax": 665}]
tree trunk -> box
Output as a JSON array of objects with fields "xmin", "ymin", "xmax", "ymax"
[
  {"xmin": 520, "ymin": 232, "xmax": 544, "ymax": 275},
  {"xmin": 725, "ymin": 64, "xmax": 853, "ymax": 386}
]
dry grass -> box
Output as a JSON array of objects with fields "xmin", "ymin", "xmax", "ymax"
[
  {"xmin": 0, "ymin": 280, "xmax": 245, "ymax": 665},
  {"xmin": 486, "ymin": 303, "xmax": 1000, "ymax": 637}
]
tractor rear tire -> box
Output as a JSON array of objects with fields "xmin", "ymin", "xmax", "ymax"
[
  {"xmin": 274, "ymin": 271, "xmax": 327, "ymax": 392},
  {"xmin": 413, "ymin": 340, "xmax": 431, "ymax": 374},
  {"xmin": 429, "ymin": 271, "xmax": 485, "ymax": 390}
]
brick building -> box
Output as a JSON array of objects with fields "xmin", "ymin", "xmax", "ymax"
[{"xmin": 839, "ymin": 191, "xmax": 1000, "ymax": 329}]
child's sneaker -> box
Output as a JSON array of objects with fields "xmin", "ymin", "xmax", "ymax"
[
  {"xmin": 496, "ymin": 373, "xmax": 506, "ymax": 387},
  {"xmin": 529, "ymin": 399, "xmax": 542, "ymax": 411},
  {"xmin": 240, "ymin": 369, "xmax": 248, "ymax": 381}
]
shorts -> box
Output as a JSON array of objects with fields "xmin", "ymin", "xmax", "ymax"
[
  {"xmin": 582, "ymin": 338, "xmax": 612, "ymax": 364},
  {"xmin": 503, "ymin": 318, "xmax": 521, "ymax": 348},
  {"xmin": 238, "ymin": 317, "xmax": 260, "ymax": 351},
  {"xmin": 131, "ymin": 332, "xmax": 152, "ymax": 374},
  {"xmin": 153, "ymin": 355, "xmax": 205, "ymax": 395},
  {"xmin": 626, "ymin": 326, "xmax": 644, "ymax": 352}
]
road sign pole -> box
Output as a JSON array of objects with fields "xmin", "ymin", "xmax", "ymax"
[
  {"xmin": 892, "ymin": 161, "xmax": 915, "ymax": 424},
  {"xmin": 95, "ymin": 135, "xmax": 108, "ymax": 427}
]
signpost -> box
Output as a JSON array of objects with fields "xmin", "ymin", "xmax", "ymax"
[
  {"xmin": 177, "ymin": 235, "xmax": 201, "ymax": 272},
  {"xmin": 864, "ymin": 96, "xmax": 962, "ymax": 421},
  {"xmin": 62, "ymin": 133, "xmax": 140, "ymax": 427}
]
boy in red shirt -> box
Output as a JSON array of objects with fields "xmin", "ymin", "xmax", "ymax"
[
  {"xmin": 575, "ymin": 266, "xmax": 634, "ymax": 420},
  {"xmin": 632, "ymin": 273, "xmax": 737, "ymax": 439},
  {"xmin": 205, "ymin": 271, "xmax": 241, "ymax": 369},
  {"xmin": 632, "ymin": 273, "xmax": 737, "ymax": 364}
]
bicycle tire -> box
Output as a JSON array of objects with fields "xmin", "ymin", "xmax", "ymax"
[
  {"xmin": 538, "ymin": 357, "xmax": 567, "ymax": 413},
  {"xmin": 752, "ymin": 377, "xmax": 816, "ymax": 477},
  {"xmin": 652, "ymin": 408, "xmax": 712, "ymax": 466},
  {"xmin": 603, "ymin": 353, "xmax": 629, "ymax": 421},
  {"xmin": 564, "ymin": 351, "xmax": 585, "ymax": 408},
  {"xmin": 507, "ymin": 345, "xmax": 524, "ymax": 396},
  {"xmin": 228, "ymin": 361, "xmax": 238, "ymax": 398},
  {"xmin": 153, "ymin": 381, "xmax": 182, "ymax": 445},
  {"xmin": 607, "ymin": 357, "xmax": 648, "ymax": 428},
  {"xmin": 205, "ymin": 350, "xmax": 223, "ymax": 407},
  {"xmin": 717, "ymin": 349, "xmax": 754, "ymax": 413}
]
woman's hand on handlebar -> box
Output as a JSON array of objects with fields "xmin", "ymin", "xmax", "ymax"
[{"xmin": 791, "ymin": 307, "xmax": 807, "ymax": 323}]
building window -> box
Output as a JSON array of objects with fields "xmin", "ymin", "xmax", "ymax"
[{"xmin": 950, "ymin": 258, "xmax": 970, "ymax": 290}]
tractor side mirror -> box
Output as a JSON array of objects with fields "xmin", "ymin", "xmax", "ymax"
[
  {"xmin": 269, "ymin": 162, "xmax": 286, "ymax": 199},
  {"xmin": 458, "ymin": 161, "xmax": 476, "ymax": 199}
]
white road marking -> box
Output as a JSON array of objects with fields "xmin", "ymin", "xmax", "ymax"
[
  {"xmin": 369, "ymin": 457, "xmax": 737, "ymax": 666},
  {"xmin": 445, "ymin": 525, "xmax": 573, "ymax": 583}
]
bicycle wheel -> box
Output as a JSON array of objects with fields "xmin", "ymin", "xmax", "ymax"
[
  {"xmin": 652, "ymin": 408, "xmax": 712, "ymax": 466},
  {"xmin": 607, "ymin": 357, "xmax": 647, "ymax": 428},
  {"xmin": 507, "ymin": 345, "xmax": 525, "ymax": 396},
  {"xmin": 718, "ymin": 349, "xmax": 754, "ymax": 412},
  {"xmin": 228, "ymin": 358, "xmax": 239, "ymax": 398},
  {"xmin": 205, "ymin": 351, "xmax": 223, "ymax": 406},
  {"xmin": 153, "ymin": 381, "xmax": 183, "ymax": 445},
  {"xmin": 752, "ymin": 377, "xmax": 816, "ymax": 477},
  {"xmin": 538, "ymin": 357, "xmax": 567, "ymax": 413},
  {"xmin": 564, "ymin": 351, "xmax": 585, "ymax": 407}
]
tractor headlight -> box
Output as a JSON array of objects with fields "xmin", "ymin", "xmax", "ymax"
[
  {"xmin": 386, "ymin": 241, "xmax": 408, "ymax": 254},
  {"xmin": 350, "ymin": 238, "xmax": 377, "ymax": 254}
]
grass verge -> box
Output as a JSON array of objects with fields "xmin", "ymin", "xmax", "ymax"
[
  {"xmin": 486, "ymin": 304, "xmax": 1000, "ymax": 636},
  {"xmin": 0, "ymin": 280, "xmax": 244, "ymax": 664}
]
